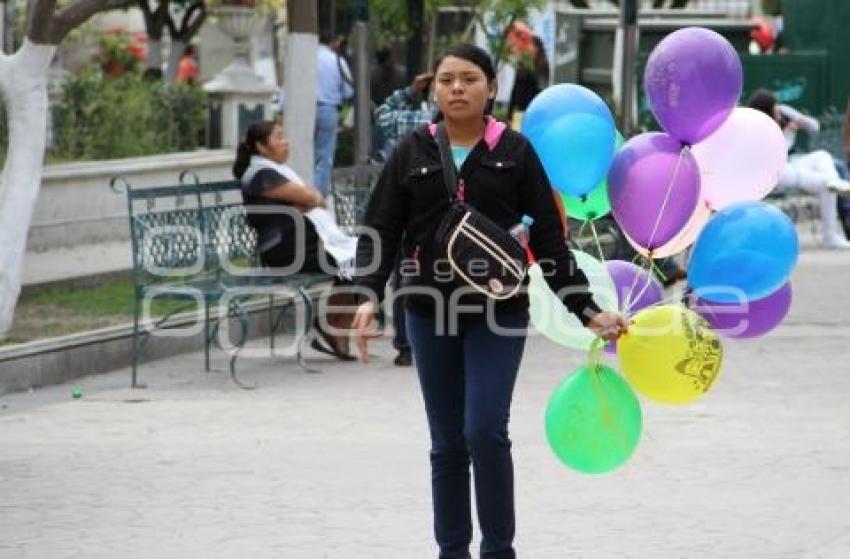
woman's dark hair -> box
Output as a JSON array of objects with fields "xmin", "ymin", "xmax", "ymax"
[
  {"xmin": 747, "ymin": 88, "xmax": 777, "ymax": 118},
  {"xmin": 432, "ymin": 43, "xmax": 497, "ymax": 119},
  {"xmin": 531, "ymin": 35, "xmax": 549, "ymax": 82},
  {"xmin": 233, "ymin": 120, "xmax": 277, "ymax": 179}
]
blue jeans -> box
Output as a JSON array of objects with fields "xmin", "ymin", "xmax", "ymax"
[
  {"xmin": 314, "ymin": 103, "xmax": 339, "ymax": 196},
  {"xmin": 406, "ymin": 310, "xmax": 528, "ymax": 559},
  {"xmin": 392, "ymin": 271, "xmax": 409, "ymax": 352}
]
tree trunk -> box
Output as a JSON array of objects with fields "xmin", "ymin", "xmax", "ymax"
[
  {"xmin": 283, "ymin": 0, "xmax": 317, "ymax": 183},
  {"xmin": 406, "ymin": 0, "xmax": 423, "ymax": 81},
  {"xmin": 0, "ymin": 39, "xmax": 56, "ymax": 336},
  {"xmin": 164, "ymin": 1, "xmax": 205, "ymax": 83},
  {"xmin": 147, "ymin": 38, "xmax": 162, "ymax": 73},
  {"xmin": 165, "ymin": 38, "xmax": 185, "ymax": 82}
]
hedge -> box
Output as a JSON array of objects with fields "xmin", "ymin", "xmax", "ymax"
[{"xmin": 0, "ymin": 70, "xmax": 207, "ymax": 165}]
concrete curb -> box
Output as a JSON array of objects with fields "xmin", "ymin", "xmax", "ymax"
[{"xmin": 0, "ymin": 292, "xmax": 318, "ymax": 396}]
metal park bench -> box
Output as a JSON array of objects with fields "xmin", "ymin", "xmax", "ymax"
[{"xmin": 112, "ymin": 175, "xmax": 334, "ymax": 389}]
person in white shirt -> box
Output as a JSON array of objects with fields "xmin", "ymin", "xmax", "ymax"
[
  {"xmin": 748, "ymin": 89, "xmax": 850, "ymax": 249},
  {"xmin": 314, "ymin": 32, "xmax": 354, "ymax": 197}
]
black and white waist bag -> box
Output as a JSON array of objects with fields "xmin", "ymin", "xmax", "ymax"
[{"xmin": 429, "ymin": 123, "xmax": 528, "ymax": 300}]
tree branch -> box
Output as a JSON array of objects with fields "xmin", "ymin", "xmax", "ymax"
[
  {"xmin": 138, "ymin": 0, "xmax": 171, "ymax": 40},
  {"xmin": 174, "ymin": 0, "xmax": 205, "ymax": 41},
  {"xmin": 26, "ymin": 0, "xmax": 59, "ymax": 43},
  {"xmin": 137, "ymin": 0, "xmax": 153, "ymax": 19},
  {"xmin": 183, "ymin": 2, "xmax": 207, "ymax": 39},
  {"xmin": 31, "ymin": 0, "xmax": 115, "ymax": 44}
]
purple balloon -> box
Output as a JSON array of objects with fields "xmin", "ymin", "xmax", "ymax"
[
  {"xmin": 606, "ymin": 260, "xmax": 665, "ymax": 314},
  {"xmin": 604, "ymin": 260, "xmax": 665, "ymax": 355},
  {"xmin": 608, "ymin": 133, "xmax": 701, "ymax": 251},
  {"xmin": 691, "ymin": 282, "xmax": 792, "ymax": 339},
  {"xmin": 644, "ymin": 27, "xmax": 743, "ymax": 144}
]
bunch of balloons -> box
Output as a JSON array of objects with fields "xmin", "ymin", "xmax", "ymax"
[{"xmin": 522, "ymin": 27, "xmax": 800, "ymax": 475}]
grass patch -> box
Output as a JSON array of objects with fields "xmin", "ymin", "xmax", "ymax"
[
  {"xmin": 4, "ymin": 279, "xmax": 200, "ymax": 345},
  {"xmin": 23, "ymin": 279, "xmax": 192, "ymax": 316}
]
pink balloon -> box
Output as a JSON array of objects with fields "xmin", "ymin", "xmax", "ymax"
[
  {"xmin": 691, "ymin": 108, "xmax": 786, "ymax": 210},
  {"xmin": 608, "ymin": 133, "xmax": 701, "ymax": 251},
  {"xmin": 624, "ymin": 199, "xmax": 712, "ymax": 258}
]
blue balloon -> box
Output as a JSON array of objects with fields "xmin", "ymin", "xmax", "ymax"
[
  {"xmin": 531, "ymin": 113, "xmax": 616, "ymax": 197},
  {"xmin": 688, "ymin": 202, "xmax": 799, "ymax": 303},
  {"xmin": 522, "ymin": 84, "xmax": 614, "ymax": 146}
]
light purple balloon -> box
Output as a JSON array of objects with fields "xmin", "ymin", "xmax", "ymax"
[
  {"xmin": 691, "ymin": 282, "xmax": 792, "ymax": 339},
  {"xmin": 606, "ymin": 260, "xmax": 665, "ymax": 314},
  {"xmin": 608, "ymin": 132, "xmax": 701, "ymax": 251},
  {"xmin": 603, "ymin": 260, "xmax": 665, "ymax": 355},
  {"xmin": 644, "ymin": 27, "xmax": 743, "ymax": 145}
]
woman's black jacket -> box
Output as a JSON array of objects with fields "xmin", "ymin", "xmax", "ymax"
[{"xmin": 354, "ymin": 120, "xmax": 601, "ymax": 325}]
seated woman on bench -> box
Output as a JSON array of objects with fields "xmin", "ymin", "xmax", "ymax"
[
  {"xmin": 748, "ymin": 89, "xmax": 850, "ymax": 249},
  {"xmin": 233, "ymin": 120, "xmax": 357, "ymax": 360}
]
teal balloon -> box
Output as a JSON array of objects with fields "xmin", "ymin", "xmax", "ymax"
[
  {"xmin": 561, "ymin": 131, "xmax": 623, "ymax": 221},
  {"xmin": 523, "ymin": 84, "xmax": 614, "ymax": 144},
  {"xmin": 688, "ymin": 201, "xmax": 799, "ymax": 303},
  {"xmin": 545, "ymin": 365, "xmax": 642, "ymax": 474},
  {"xmin": 532, "ymin": 113, "xmax": 616, "ymax": 197}
]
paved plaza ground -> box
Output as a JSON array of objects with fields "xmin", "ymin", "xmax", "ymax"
[{"xmin": 1, "ymin": 248, "xmax": 849, "ymax": 558}]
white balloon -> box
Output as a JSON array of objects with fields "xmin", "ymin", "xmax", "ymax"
[
  {"xmin": 691, "ymin": 107, "xmax": 787, "ymax": 210},
  {"xmin": 528, "ymin": 250, "xmax": 617, "ymax": 351}
]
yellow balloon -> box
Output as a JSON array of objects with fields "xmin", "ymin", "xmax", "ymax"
[{"xmin": 618, "ymin": 305, "xmax": 723, "ymax": 404}]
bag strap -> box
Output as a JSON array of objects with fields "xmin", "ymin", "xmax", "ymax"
[{"xmin": 435, "ymin": 122, "xmax": 458, "ymax": 202}]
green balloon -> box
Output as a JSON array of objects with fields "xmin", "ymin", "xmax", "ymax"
[
  {"xmin": 561, "ymin": 131, "xmax": 623, "ymax": 222},
  {"xmin": 545, "ymin": 365, "xmax": 642, "ymax": 474},
  {"xmin": 562, "ymin": 183, "xmax": 611, "ymax": 221}
]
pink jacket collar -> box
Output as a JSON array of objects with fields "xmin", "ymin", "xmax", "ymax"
[{"xmin": 428, "ymin": 116, "xmax": 507, "ymax": 152}]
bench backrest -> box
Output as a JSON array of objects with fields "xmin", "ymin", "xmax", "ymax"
[
  {"xmin": 196, "ymin": 182, "xmax": 258, "ymax": 274},
  {"xmin": 115, "ymin": 167, "xmax": 381, "ymax": 290},
  {"xmin": 115, "ymin": 177, "xmax": 257, "ymax": 289},
  {"xmin": 808, "ymin": 107, "xmax": 846, "ymax": 161},
  {"xmin": 330, "ymin": 165, "xmax": 381, "ymax": 235}
]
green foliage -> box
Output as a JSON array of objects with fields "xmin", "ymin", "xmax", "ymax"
[
  {"xmin": 50, "ymin": 69, "xmax": 207, "ymax": 160},
  {"xmin": 475, "ymin": 0, "xmax": 546, "ymax": 69},
  {"xmin": 96, "ymin": 28, "xmax": 147, "ymax": 75},
  {"xmin": 369, "ymin": 0, "xmax": 545, "ymax": 68},
  {"xmin": 206, "ymin": 0, "xmax": 284, "ymax": 16},
  {"xmin": 761, "ymin": 0, "xmax": 783, "ymax": 16}
]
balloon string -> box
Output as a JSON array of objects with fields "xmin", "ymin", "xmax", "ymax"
[
  {"xmin": 645, "ymin": 145, "xmax": 689, "ymax": 251},
  {"xmin": 587, "ymin": 336, "xmax": 604, "ymax": 373},
  {"xmin": 649, "ymin": 258, "xmax": 669, "ymax": 284},
  {"xmin": 578, "ymin": 218, "xmax": 589, "ymax": 239},
  {"xmin": 621, "ymin": 145, "xmax": 688, "ymax": 316},
  {"xmin": 623, "ymin": 254, "xmax": 673, "ymax": 316},
  {"xmin": 577, "ymin": 218, "xmax": 591, "ymax": 257},
  {"xmin": 587, "ymin": 337, "xmax": 632, "ymax": 456},
  {"xmin": 588, "ymin": 219, "xmax": 607, "ymax": 264}
]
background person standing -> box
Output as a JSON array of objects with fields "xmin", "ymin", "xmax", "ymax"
[{"xmin": 314, "ymin": 32, "xmax": 354, "ymax": 197}]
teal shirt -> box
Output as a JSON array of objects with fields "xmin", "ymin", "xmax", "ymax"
[{"xmin": 451, "ymin": 146, "xmax": 472, "ymax": 169}]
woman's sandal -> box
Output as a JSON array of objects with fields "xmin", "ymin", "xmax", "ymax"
[{"xmin": 312, "ymin": 325, "xmax": 357, "ymax": 361}]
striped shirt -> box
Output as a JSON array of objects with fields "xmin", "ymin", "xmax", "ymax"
[{"xmin": 374, "ymin": 86, "xmax": 434, "ymax": 144}]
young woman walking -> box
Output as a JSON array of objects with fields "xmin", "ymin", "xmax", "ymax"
[{"xmin": 352, "ymin": 44, "xmax": 626, "ymax": 558}]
